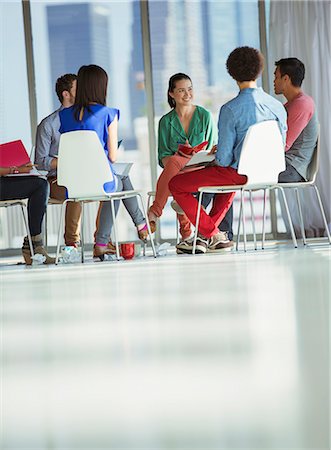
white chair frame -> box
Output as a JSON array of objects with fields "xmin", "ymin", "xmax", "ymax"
[
  {"xmin": 55, "ymin": 130, "xmax": 156, "ymax": 264},
  {"xmin": 0, "ymin": 200, "xmax": 34, "ymax": 257},
  {"xmin": 147, "ymin": 191, "xmax": 179, "ymax": 243},
  {"xmin": 192, "ymin": 120, "xmax": 298, "ymax": 254},
  {"xmin": 277, "ymin": 130, "xmax": 331, "ymax": 245}
]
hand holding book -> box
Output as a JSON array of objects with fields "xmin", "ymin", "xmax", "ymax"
[{"xmin": 177, "ymin": 140, "xmax": 209, "ymax": 157}]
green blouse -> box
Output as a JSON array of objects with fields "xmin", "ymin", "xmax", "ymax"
[{"xmin": 157, "ymin": 105, "xmax": 216, "ymax": 168}]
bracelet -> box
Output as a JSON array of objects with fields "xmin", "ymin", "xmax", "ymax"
[{"xmin": 9, "ymin": 166, "xmax": 19, "ymax": 174}]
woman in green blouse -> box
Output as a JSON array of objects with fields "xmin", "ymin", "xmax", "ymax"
[{"xmin": 148, "ymin": 73, "xmax": 216, "ymax": 241}]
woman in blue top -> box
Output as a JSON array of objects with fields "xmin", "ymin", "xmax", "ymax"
[{"xmin": 59, "ymin": 64, "xmax": 148, "ymax": 260}]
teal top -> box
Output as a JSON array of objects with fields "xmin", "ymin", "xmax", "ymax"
[{"xmin": 157, "ymin": 105, "xmax": 216, "ymax": 167}]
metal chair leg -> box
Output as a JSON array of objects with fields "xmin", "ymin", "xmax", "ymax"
[
  {"xmin": 55, "ymin": 201, "xmax": 67, "ymax": 264},
  {"xmin": 80, "ymin": 202, "xmax": 85, "ymax": 263},
  {"xmin": 110, "ymin": 198, "xmax": 120, "ymax": 260},
  {"xmin": 295, "ymin": 188, "xmax": 306, "ymax": 245},
  {"xmin": 138, "ymin": 193, "xmax": 157, "ymax": 258},
  {"xmin": 236, "ymin": 193, "xmax": 242, "ymax": 251},
  {"xmin": 193, "ymin": 191, "xmax": 203, "ymax": 255},
  {"xmin": 241, "ymin": 190, "xmax": 247, "ymax": 252},
  {"xmin": 312, "ymin": 185, "xmax": 331, "ymax": 244},
  {"xmin": 20, "ymin": 203, "xmax": 34, "ymax": 257},
  {"xmin": 249, "ymin": 190, "xmax": 257, "ymax": 250},
  {"xmin": 261, "ymin": 189, "xmax": 267, "ymax": 250},
  {"xmin": 277, "ymin": 187, "xmax": 297, "ymax": 248}
]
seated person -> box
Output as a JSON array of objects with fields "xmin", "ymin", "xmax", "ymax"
[
  {"xmin": 169, "ymin": 46, "xmax": 287, "ymax": 254},
  {"xmin": 148, "ymin": 72, "xmax": 233, "ymax": 249},
  {"xmin": 34, "ymin": 73, "xmax": 81, "ymax": 247},
  {"xmin": 58, "ymin": 64, "xmax": 148, "ymax": 260},
  {"xmin": 273, "ymin": 57, "xmax": 318, "ymax": 182},
  {"xmin": 0, "ymin": 164, "xmax": 55, "ymax": 264}
]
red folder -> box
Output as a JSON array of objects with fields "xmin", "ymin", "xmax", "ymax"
[
  {"xmin": 0, "ymin": 140, "xmax": 30, "ymax": 167},
  {"xmin": 177, "ymin": 140, "xmax": 208, "ymax": 156}
]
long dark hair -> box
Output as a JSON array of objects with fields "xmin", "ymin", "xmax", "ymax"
[
  {"xmin": 74, "ymin": 64, "xmax": 108, "ymax": 120},
  {"xmin": 167, "ymin": 73, "xmax": 192, "ymax": 109}
]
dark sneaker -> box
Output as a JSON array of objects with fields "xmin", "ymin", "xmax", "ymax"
[
  {"xmin": 176, "ymin": 235, "xmax": 209, "ymax": 254},
  {"xmin": 208, "ymin": 231, "xmax": 234, "ymax": 252}
]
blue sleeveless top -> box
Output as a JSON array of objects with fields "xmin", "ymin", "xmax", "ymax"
[{"xmin": 59, "ymin": 104, "xmax": 120, "ymax": 193}]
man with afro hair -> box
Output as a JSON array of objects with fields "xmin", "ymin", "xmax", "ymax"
[{"xmin": 171, "ymin": 46, "xmax": 287, "ymax": 254}]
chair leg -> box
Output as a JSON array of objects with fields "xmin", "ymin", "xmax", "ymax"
[
  {"xmin": 44, "ymin": 206, "xmax": 48, "ymax": 250},
  {"xmin": 193, "ymin": 191, "xmax": 203, "ymax": 255},
  {"xmin": 20, "ymin": 203, "xmax": 34, "ymax": 257},
  {"xmin": 241, "ymin": 190, "xmax": 247, "ymax": 252},
  {"xmin": 55, "ymin": 201, "xmax": 67, "ymax": 264},
  {"xmin": 110, "ymin": 198, "xmax": 120, "ymax": 260},
  {"xmin": 277, "ymin": 187, "xmax": 297, "ymax": 248},
  {"xmin": 236, "ymin": 194, "xmax": 242, "ymax": 251},
  {"xmin": 261, "ymin": 189, "xmax": 267, "ymax": 250},
  {"xmin": 312, "ymin": 185, "xmax": 331, "ymax": 244},
  {"xmin": 249, "ymin": 190, "xmax": 257, "ymax": 250},
  {"xmin": 294, "ymin": 188, "xmax": 306, "ymax": 245},
  {"xmin": 137, "ymin": 193, "xmax": 157, "ymax": 258},
  {"xmin": 80, "ymin": 202, "xmax": 85, "ymax": 263}
]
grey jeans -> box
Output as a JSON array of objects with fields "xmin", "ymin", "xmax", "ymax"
[
  {"xmin": 95, "ymin": 174, "xmax": 145, "ymax": 244},
  {"xmin": 278, "ymin": 162, "xmax": 305, "ymax": 182}
]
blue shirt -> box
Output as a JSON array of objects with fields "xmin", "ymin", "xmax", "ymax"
[
  {"xmin": 59, "ymin": 104, "xmax": 120, "ymax": 154},
  {"xmin": 215, "ymin": 87, "xmax": 287, "ymax": 168}
]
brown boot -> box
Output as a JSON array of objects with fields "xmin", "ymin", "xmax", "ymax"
[{"xmin": 22, "ymin": 234, "xmax": 56, "ymax": 265}]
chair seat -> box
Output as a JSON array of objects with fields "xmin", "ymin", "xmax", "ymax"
[{"xmin": 0, "ymin": 199, "xmax": 27, "ymax": 207}]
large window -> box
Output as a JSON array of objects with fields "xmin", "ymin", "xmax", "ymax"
[
  {"xmin": 148, "ymin": 0, "xmax": 270, "ymax": 240},
  {"xmin": 29, "ymin": 0, "xmax": 151, "ymax": 245},
  {"xmin": 0, "ymin": 1, "xmax": 32, "ymax": 248}
]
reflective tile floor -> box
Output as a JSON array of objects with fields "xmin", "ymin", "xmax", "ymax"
[{"xmin": 1, "ymin": 240, "xmax": 330, "ymax": 450}]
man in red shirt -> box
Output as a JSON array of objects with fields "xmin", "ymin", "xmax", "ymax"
[{"xmin": 273, "ymin": 58, "xmax": 318, "ymax": 182}]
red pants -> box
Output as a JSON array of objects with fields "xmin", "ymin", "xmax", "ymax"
[
  {"xmin": 169, "ymin": 166, "xmax": 247, "ymax": 238},
  {"xmin": 150, "ymin": 153, "xmax": 203, "ymax": 240}
]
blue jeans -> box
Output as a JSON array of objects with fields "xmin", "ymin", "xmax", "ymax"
[
  {"xmin": 0, "ymin": 176, "xmax": 49, "ymax": 236},
  {"xmin": 95, "ymin": 174, "xmax": 145, "ymax": 244}
]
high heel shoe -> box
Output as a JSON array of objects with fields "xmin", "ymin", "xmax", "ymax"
[
  {"xmin": 147, "ymin": 209, "xmax": 157, "ymax": 234},
  {"xmin": 22, "ymin": 234, "xmax": 55, "ymax": 265},
  {"xmin": 137, "ymin": 223, "xmax": 149, "ymax": 242},
  {"xmin": 93, "ymin": 243, "xmax": 116, "ymax": 261}
]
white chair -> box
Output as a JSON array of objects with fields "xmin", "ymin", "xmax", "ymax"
[
  {"xmin": 55, "ymin": 130, "xmax": 156, "ymax": 264},
  {"xmin": 277, "ymin": 130, "xmax": 330, "ymax": 245},
  {"xmin": 0, "ymin": 199, "xmax": 34, "ymax": 257},
  {"xmin": 192, "ymin": 120, "xmax": 298, "ymax": 253}
]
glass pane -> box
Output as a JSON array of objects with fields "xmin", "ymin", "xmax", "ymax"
[
  {"xmin": 148, "ymin": 0, "xmax": 271, "ymax": 242},
  {"xmin": 30, "ymin": 0, "xmax": 150, "ymax": 245},
  {"xmin": 0, "ymin": 1, "xmax": 32, "ymax": 248}
]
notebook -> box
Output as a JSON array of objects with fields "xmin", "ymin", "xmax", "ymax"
[
  {"xmin": 185, "ymin": 150, "xmax": 215, "ymax": 167},
  {"xmin": 0, "ymin": 140, "xmax": 31, "ymax": 167}
]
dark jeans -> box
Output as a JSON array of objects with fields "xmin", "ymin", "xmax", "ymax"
[
  {"xmin": 202, "ymin": 193, "xmax": 234, "ymax": 240},
  {"xmin": 278, "ymin": 162, "xmax": 305, "ymax": 182},
  {"xmin": 0, "ymin": 176, "xmax": 49, "ymax": 236}
]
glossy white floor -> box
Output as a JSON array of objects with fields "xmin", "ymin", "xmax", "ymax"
[{"xmin": 1, "ymin": 239, "xmax": 330, "ymax": 450}]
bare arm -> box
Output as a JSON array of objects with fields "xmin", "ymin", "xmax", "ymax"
[{"xmin": 107, "ymin": 115, "xmax": 118, "ymax": 163}]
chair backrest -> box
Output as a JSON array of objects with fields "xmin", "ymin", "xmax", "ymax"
[
  {"xmin": 237, "ymin": 120, "xmax": 285, "ymax": 186},
  {"xmin": 57, "ymin": 130, "xmax": 115, "ymax": 198},
  {"xmin": 305, "ymin": 125, "xmax": 320, "ymax": 183}
]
